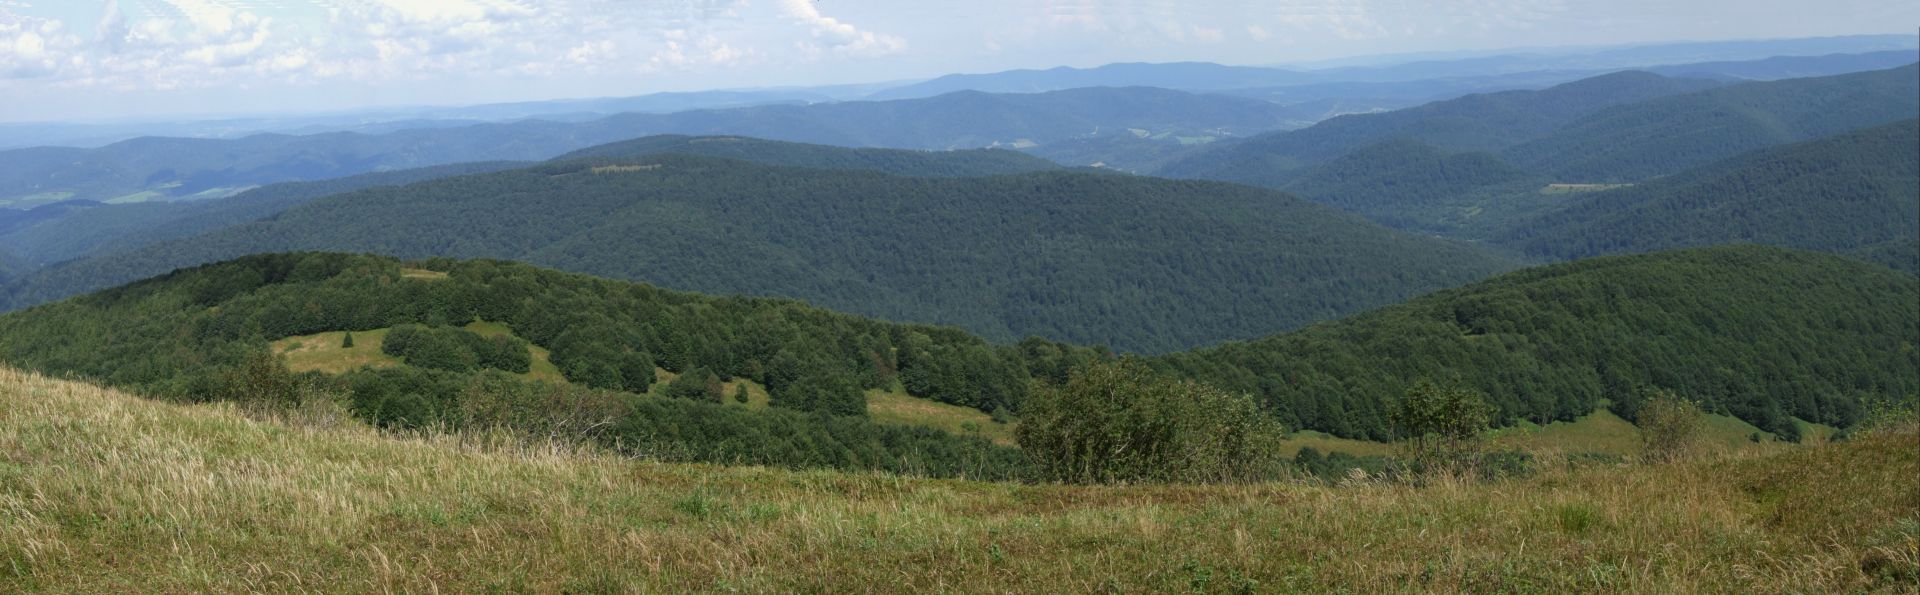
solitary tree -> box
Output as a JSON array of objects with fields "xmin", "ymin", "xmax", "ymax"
[{"xmin": 341, "ymin": 332, "xmax": 355, "ymax": 349}]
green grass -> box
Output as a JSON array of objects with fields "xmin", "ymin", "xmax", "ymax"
[
  {"xmin": 272, "ymin": 322, "xmax": 566, "ymax": 384},
  {"xmin": 866, "ymin": 389, "xmax": 1015, "ymax": 445},
  {"xmin": 1, "ymin": 367, "xmax": 1913, "ymax": 592}
]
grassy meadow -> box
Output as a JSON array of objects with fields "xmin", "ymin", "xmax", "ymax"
[{"xmin": 2, "ymin": 367, "xmax": 1914, "ymax": 593}]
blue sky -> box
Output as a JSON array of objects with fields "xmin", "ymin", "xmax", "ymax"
[{"xmin": 1, "ymin": 0, "xmax": 1914, "ymax": 122}]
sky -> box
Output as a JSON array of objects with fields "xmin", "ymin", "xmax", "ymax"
[{"xmin": 0, "ymin": 0, "xmax": 1914, "ymax": 123}]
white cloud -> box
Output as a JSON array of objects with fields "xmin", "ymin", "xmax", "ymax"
[{"xmin": 775, "ymin": 0, "xmax": 905, "ymax": 57}]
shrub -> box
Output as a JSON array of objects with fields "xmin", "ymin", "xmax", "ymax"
[
  {"xmin": 1637, "ymin": 389, "xmax": 1705, "ymax": 463},
  {"xmin": 1016, "ymin": 359, "xmax": 1286, "ymax": 484}
]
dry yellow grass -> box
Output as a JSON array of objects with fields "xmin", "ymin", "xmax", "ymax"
[{"xmin": 2, "ymin": 367, "xmax": 1913, "ymax": 593}]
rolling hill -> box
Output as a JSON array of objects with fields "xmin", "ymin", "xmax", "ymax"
[
  {"xmin": 1157, "ymin": 70, "xmax": 1724, "ymax": 187},
  {"xmin": 0, "ymin": 87, "xmax": 1296, "ymax": 207},
  {"xmin": 0, "ymin": 155, "xmax": 1519, "ymax": 353},
  {"xmin": 1, "ymin": 245, "xmax": 1911, "ymax": 447},
  {"xmin": 1496, "ymin": 120, "xmax": 1920, "ymax": 272},
  {"xmin": 0, "ymin": 252, "xmax": 1053, "ymax": 478},
  {"xmin": 1155, "ymin": 246, "xmax": 1920, "ymax": 441},
  {"xmin": 1505, "ymin": 63, "xmax": 1920, "ymax": 181}
]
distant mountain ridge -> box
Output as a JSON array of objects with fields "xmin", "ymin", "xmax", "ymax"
[
  {"xmin": 1505, "ymin": 63, "xmax": 1920, "ymax": 181},
  {"xmin": 0, "ymin": 86, "xmax": 1291, "ymax": 206},
  {"xmin": 0, "ymin": 153, "xmax": 1520, "ymax": 353},
  {"xmin": 1156, "ymin": 70, "xmax": 1724, "ymax": 187}
]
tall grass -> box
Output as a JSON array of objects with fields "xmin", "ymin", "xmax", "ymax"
[{"xmin": 2, "ymin": 366, "xmax": 1914, "ymax": 593}]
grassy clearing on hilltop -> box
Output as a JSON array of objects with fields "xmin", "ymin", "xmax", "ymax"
[{"xmin": 2, "ymin": 367, "xmax": 1914, "ymax": 593}]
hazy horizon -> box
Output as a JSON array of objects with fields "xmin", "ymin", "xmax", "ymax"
[{"xmin": 1, "ymin": 0, "xmax": 1916, "ymax": 123}]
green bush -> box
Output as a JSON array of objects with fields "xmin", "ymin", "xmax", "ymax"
[{"xmin": 1016, "ymin": 359, "xmax": 1286, "ymax": 484}]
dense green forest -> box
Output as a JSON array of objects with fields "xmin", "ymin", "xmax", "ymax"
[
  {"xmin": 1154, "ymin": 246, "xmax": 1920, "ymax": 441},
  {"xmin": 1276, "ymin": 138, "xmax": 1543, "ymax": 232},
  {"xmin": 0, "ymin": 253, "xmax": 1071, "ymax": 478},
  {"xmin": 0, "ymin": 155, "xmax": 1517, "ymax": 353},
  {"xmin": 0, "ymin": 135, "xmax": 1053, "ymax": 272},
  {"xmin": 1505, "ymin": 64, "xmax": 1919, "ymax": 182},
  {"xmin": 1497, "ymin": 120, "xmax": 1920, "ymax": 272},
  {"xmin": 556, "ymin": 135, "xmax": 1062, "ymax": 177},
  {"xmin": 0, "ymin": 162, "xmax": 527, "ymax": 268},
  {"xmin": 1157, "ymin": 71, "xmax": 1723, "ymax": 187}
]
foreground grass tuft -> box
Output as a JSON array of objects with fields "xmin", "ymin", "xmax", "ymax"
[{"xmin": 1, "ymin": 367, "xmax": 1914, "ymax": 592}]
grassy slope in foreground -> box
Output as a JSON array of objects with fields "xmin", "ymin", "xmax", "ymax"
[{"xmin": 3, "ymin": 368, "xmax": 1916, "ymax": 592}]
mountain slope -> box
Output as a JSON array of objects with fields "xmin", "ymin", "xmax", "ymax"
[
  {"xmin": 1158, "ymin": 71, "xmax": 1723, "ymax": 187},
  {"xmin": 555, "ymin": 135, "xmax": 1062, "ymax": 176},
  {"xmin": 1277, "ymin": 138, "xmax": 1540, "ymax": 231},
  {"xmin": 1506, "ymin": 63, "xmax": 1920, "ymax": 181},
  {"xmin": 0, "ymin": 155, "xmax": 1519, "ymax": 353},
  {"xmin": 1156, "ymin": 246, "xmax": 1920, "ymax": 440},
  {"xmin": 1497, "ymin": 120, "xmax": 1920, "ymax": 271}
]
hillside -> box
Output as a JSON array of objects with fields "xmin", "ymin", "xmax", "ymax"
[
  {"xmin": 4, "ymin": 245, "xmax": 1913, "ymax": 447},
  {"xmin": 1155, "ymin": 246, "xmax": 1920, "ymax": 441},
  {"xmin": 3, "ymin": 366, "xmax": 1915, "ymax": 592},
  {"xmin": 1277, "ymin": 138, "xmax": 1541, "ymax": 232},
  {"xmin": 1157, "ymin": 70, "xmax": 1723, "ymax": 187},
  {"xmin": 554, "ymin": 135, "xmax": 1062, "ymax": 176},
  {"xmin": 1498, "ymin": 120, "xmax": 1920, "ymax": 272},
  {"xmin": 0, "ymin": 156, "xmax": 1518, "ymax": 353},
  {"xmin": 0, "ymin": 252, "xmax": 1065, "ymax": 478},
  {"xmin": 0, "ymin": 87, "xmax": 1296, "ymax": 206},
  {"xmin": 0, "ymin": 161, "xmax": 527, "ymax": 269},
  {"xmin": 1506, "ymin": 63, "xmax": 1920, "ymax": 181}
]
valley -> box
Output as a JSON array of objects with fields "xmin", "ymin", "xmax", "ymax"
[{"xmin": 0, "ymin": 19, "xmax": 1915, "ymax": 591}]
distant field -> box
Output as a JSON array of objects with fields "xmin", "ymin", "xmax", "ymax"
[
  {"xmin": 4, "ymin": 367, "xmax": 1912, "ymax": 592},
  {"xmin": 0, "ymin": 191, "xmax": 75, "ymax": 208},
  {"xmin": 1540, "ymin": 183, "xmax": 1634, "ymax": 194}
]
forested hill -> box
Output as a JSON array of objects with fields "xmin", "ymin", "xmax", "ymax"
[
  {"xmin": 1, "ymin": 245, "xmax": 1912, "ymax": 449},
  {"xmin": 1497, "ymin": 119, "xmax": 1920, "ymax": 272},
  {"xmin": 0, "ymin": 155, "xmax": 1518, "ymax": 353},
  {"xmin": 1155, "ymin": 71, "xmax": 1723, "ymax": 187},
  {"xmin": 0, "ymin": 161, "xmax": 527, "ymax": 269},
  {"xmin": 1154, "ymin": 245, "xmax": 1920, "ymax": 441},
  {"xmin": 555, "ymin": 135, "xmax": 1062, "ymax": 176},
  {"xmin": 1504, "ymin": 63, "xmax": 1920, "ymax": 182}
]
